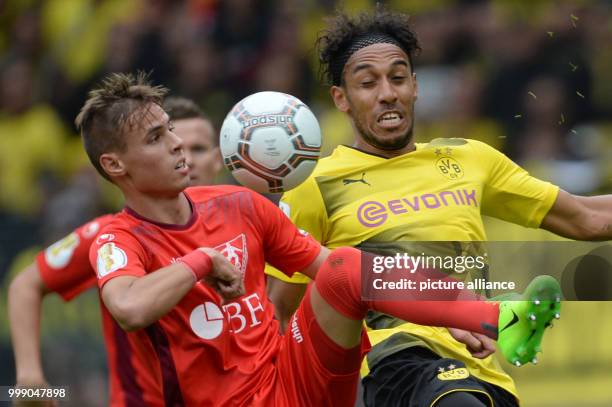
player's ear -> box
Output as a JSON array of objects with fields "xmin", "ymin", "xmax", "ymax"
[
  {"xmin": 99, "ymin": 153, "xmax": 126, "ymax": 178},
  {"xmin": 330, "ymin": 86, "xmax": 349, "ymax": 113},
  {"xmin": 413, "ymin": 73, "xmax": 418, "ymax": 100}
]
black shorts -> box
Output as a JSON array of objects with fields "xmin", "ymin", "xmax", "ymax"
[{"xmin": 362, "ymin": 347, "xmax": 519, "ymax": 407}]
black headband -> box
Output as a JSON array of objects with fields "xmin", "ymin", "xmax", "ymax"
[{"xmin": 330, "ymin": 32, "xmax": 406, "ymax": 86}]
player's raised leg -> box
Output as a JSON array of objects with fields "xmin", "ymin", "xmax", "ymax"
[{"xmin": 308, "ymin": 247, "xmax": 561, "ymax": 364}]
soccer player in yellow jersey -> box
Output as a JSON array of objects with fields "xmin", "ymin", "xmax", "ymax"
[{"xmin": 266, "ymin": 8, "xmax": 612, "ymax": 407}]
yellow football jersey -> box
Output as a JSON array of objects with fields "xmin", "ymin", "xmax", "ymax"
[{"xmin": 266, "ymin": 138, "xmax": 559, "ymax": 398}]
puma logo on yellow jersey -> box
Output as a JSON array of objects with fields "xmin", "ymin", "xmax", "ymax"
[{"xmin": 343, "ymin": 172, "xmax": 371, "ymax": 186}]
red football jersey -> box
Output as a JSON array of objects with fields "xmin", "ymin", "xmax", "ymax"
[
  {"xmin": 37, "ymin": 215, "xmax": 166, "ymax": 406},
  {"xmin": 90, "ymin": 186, "xmax": 321, "ymax": 406},
  {"xmin": 37, "ymin": 215, "xmax": 114, "ymax": 300}
]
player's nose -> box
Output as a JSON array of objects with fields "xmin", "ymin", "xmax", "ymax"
[
  {"xmin": 378, "ymin": 77, "xmax": 398, "ymax": 104},
  {"xmin": 169, "ymin": 130, "xmax": 184, "ymax": 153}
]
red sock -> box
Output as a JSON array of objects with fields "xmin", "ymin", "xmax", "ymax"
[
  {"xmin": 300, "ymin": 285, "xmax": 362, "ymax": 375},
  {"xmin": 314, "ymin": 247, "xmax": 500, "ymax": 338}
]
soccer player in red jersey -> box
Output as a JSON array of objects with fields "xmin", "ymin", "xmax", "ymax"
[
  {"xmin": 73, "ymin": 72, "xmax": 562, "ymax": 406},
  {"xmin": 8, "ymin": 96, "xmax": 222, "ymax": 406}
]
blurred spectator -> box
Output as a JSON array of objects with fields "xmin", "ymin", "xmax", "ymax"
[
  {"xmin": 0, "ymin": 58, "xmax": 69, "ymax": 217},
  {"xmin": 212, "ymin": 0, "xmax": 274, "ymax": 98},
  {"xmin": 254, "ymin": 9, "xmax": 314, "ymax": 102},
  {"xmin": 517, "ymin": 75, "xmax": 570, "ymax": 161},
  {"xmin": 39, "ymin": 169, "xmax": 105, "ymax": 245},
  {"xmin": 40, "ymin": 0, "xmax": 140, "ymax": 84},
  {"xmin": 417, "ymin": 64, "xmax": 507, "ymax": 149},
  {"xmin": 4, "ymin": 6, "xmax": 43, "ymax": 60}
]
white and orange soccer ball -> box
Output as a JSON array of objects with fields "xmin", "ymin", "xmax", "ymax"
[{"xmin": 220, "ymin": 91, "xmax": 321, "ymax": 194}]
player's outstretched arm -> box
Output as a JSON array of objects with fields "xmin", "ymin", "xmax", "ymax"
[
  {"xmin": 8, "ymin": 262, "xmax": 51, "ymax": 387},
  {"xmin": 101, "ymin": 248, "xmax": 244, "ymax": 331},
  {"xmin": 542, "ymin": 190, "xmax": 612, "ymax": 240}
]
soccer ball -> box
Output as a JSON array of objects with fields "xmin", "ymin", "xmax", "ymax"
[{"xmin": 220, "ymin": 91, "xmax": 321, "ymax": 194}]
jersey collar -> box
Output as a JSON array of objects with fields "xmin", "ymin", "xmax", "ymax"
[
  {"xmin": 124, "ymin": 192, "xmax": 198, "ymax": 231},
  {"xmin": 337, "ymin": 143, "xmax": 421, "ymax": 160}
]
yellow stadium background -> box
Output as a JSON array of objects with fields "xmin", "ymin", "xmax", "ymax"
[{"xmin": 1, "ymin": 0, "xmax": 611, "ymax": 405}]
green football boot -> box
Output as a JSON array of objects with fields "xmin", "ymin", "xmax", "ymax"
[{"xmin": 496, "ymin": 275, "xmax": 562, "ymax": 367}]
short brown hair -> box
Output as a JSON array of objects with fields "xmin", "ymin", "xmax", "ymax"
[
  {"xmin": 163, "ymin": 96, "xmax": 217, "ymax": 146},
  {"xmin": 75, "ymin": 72, "xmax": 168, "ymax": 181},
  {"xmin": 163, "ymin": 96, "xmax": 206, "ymax": 121}
]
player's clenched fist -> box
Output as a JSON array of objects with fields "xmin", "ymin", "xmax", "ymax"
[{"xmin": 198, "ymin": 248, "xmax": 245, "ymax": 300}]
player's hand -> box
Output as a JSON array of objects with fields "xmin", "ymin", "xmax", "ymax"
[
  {"xmin": 198, "ymin": 248, "xmax": 245, "ymax": 300},
  {"xmin": 448, "ymin": 328, "xmax": 496, "ymax": 359}
]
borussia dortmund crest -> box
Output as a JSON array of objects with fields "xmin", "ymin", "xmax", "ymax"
[{"xmin": 436, "ymin": 156, "xmax": 464, "ymax": 180}]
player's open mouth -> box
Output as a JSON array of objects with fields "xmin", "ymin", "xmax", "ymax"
[
  {"xmin": 377, "ymin": 111, "xmax": 404, "ymax": 128},
  {"xmin": 175, "ymin": 159, "xmax": 188, "ymax": 173}
]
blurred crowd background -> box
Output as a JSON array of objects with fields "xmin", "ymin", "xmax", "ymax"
[{"xmin": 0, "ymin": 0, "xmax": 611, "ymax": 406}]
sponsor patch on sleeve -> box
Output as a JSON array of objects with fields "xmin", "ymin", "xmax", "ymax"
[
  {"xmin": 96, "ymin": 243, "xmax": 128, "ymax": 278},
  {"xmin": 44, "ymin": 232, "xmax": 80, "ymax": 269}
]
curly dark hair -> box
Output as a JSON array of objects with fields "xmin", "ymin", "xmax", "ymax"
[
  {"xmin": 75, "ymin": 72, "xmax": 167, "ymax": 181},
  {"xmin": 316, "ymin": 6, "xmax": 420, "ymax": 86}
]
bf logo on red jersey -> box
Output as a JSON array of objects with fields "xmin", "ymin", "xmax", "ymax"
[
  {"xmin": 189, "ymin": 302, "xmax": 225, "ymax": 340},
  {"xmin": 189, "ymin": 294, "xmax": 264, "ymax": 340}
]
